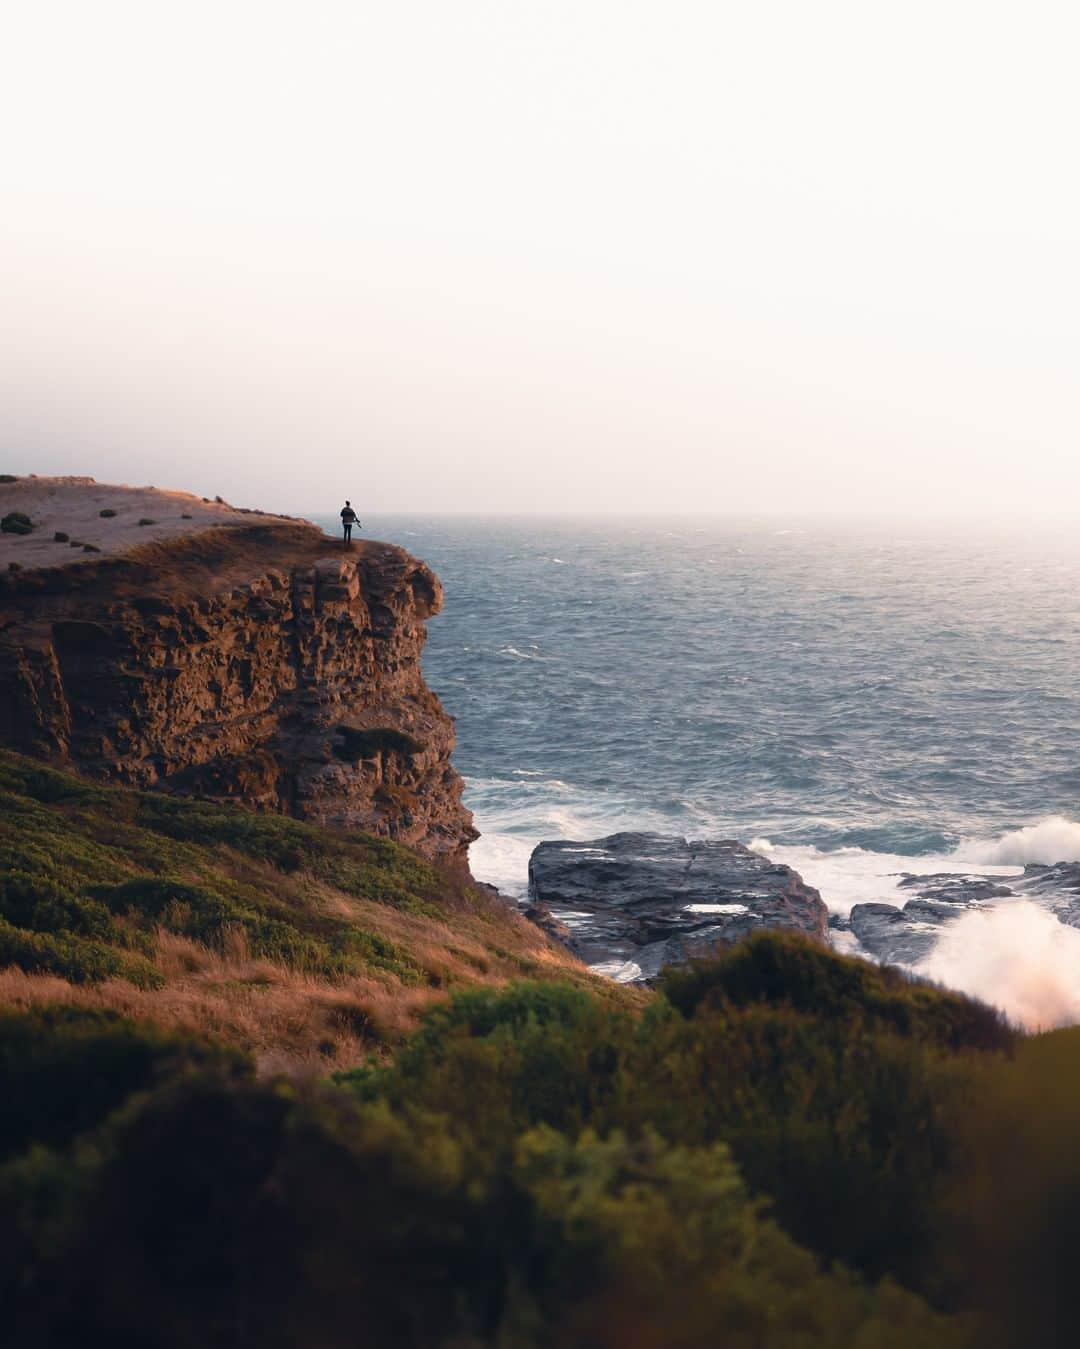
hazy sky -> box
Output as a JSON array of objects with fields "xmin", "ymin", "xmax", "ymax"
[{"xmin": 3, "ymin": 1, "xmax": 1078, "ymax": 515}]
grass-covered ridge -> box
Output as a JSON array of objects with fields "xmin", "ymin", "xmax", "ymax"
[{"xmin": 0, "ymin": 750, "xmax": 591, "ymax": 1068}]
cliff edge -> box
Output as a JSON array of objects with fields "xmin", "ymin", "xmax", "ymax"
[{"xmin": 0, "ymin": 476, "xmax": 476, "ymax": 867}]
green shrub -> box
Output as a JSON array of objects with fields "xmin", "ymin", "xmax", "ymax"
[
  {"xmin": 0, "ymin": 1006, "xmax": 248, "ymax": 1162},
  {"xmin": 338, "ymin": 964, "xmax": 988, "ymax": 1295},
  {"xmin": 0, "ymin": 1058, "xmax": 969, "ymax": 1349},
  {"xmin": 98, "ymin": 508, "xmax": 117, "ymax": 518},
  {"xmin": 0, "ymin": 751, "xmax": 454, "ymax": 988},
  {"xmin": 0, "ymin": 918, "xmax": 162, "ymax": 988},
  {"xmin": 661, "ymin": 929, "xmax": 1015, "ymax": 1052},
  {"xmin": 341, "ymin": 981, "xmax": 635, "ymax": 1147},
  {"xmin": 1, "ymin": 870, "xmax": 114, "ymax": 940},
  {"xmin": 1, "ymin": 512, "xmax": 33, "ymax": 535}
]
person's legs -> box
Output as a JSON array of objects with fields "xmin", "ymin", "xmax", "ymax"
[{"xmin": 343, "ymin": 522, "xmax": 352, "ymax": 544}]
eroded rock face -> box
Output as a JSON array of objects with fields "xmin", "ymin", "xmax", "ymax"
[
  {"xmin": 0, "ymin": 522, "xmax": 476, "ymax": 867},
  {"xmin": 528, "ymin": 831, "xmax": 828, "ymax": 981}
]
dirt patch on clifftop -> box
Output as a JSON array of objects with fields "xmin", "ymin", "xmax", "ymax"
[{"xmin": 0, "ymin": 476, "xmax": 386, "ymax": 615}]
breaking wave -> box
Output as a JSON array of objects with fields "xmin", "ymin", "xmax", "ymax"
[{"xmin": 955, "ymin": 816, "xmax": 1080, "ymax": 866}]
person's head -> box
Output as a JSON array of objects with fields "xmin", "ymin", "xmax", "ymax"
[{"xmin": 345, "ymin": 500, "xmax": 350, "ymax": 506}]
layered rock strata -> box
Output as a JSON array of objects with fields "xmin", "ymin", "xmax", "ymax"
[
  {"xmin": 0, "ymin": 483, "xmax": 475, "ymax": 867},
  {"xmin": 528, "ymin": 831, "xmax": 828, "ymax": 981}
]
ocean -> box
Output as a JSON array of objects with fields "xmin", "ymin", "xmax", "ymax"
[{"xmin": 319, "ymin": 514, "xmax": 1080, "ymax": 1025}]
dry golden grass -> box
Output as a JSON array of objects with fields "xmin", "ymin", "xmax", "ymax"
[
  {"xmin": 0, "ymin": 747, "xmax": 637, "ymax": 1074},
  {"xmin": 0, "ymin": 897, "xmax": 596, "ymax": 1076}
]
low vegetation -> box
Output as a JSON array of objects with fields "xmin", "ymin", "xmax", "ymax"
[
  {"xmin": 0, "ymin": 751, "xmax": 589, "ymax": 1070},
  {"xmin": 0, "ymin": 750, "xmax": 1075, "ymax": 1347}
]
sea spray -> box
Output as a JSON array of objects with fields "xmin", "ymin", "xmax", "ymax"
[
  {"xmin": 918, "ymin": 901, "xmax": 1080, "ymax": 1030},
  {"xmin": 955, "ymin": 816, "xmax": 1080, "ymax": 866}
]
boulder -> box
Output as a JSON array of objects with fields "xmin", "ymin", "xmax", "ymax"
[
  {"xmin": 1, "ymin": 511, "xmax": 33, "ymax": 535},
  {"xmin": 528, "ymin": 831, "xmax": 828, "ymax": 982}
]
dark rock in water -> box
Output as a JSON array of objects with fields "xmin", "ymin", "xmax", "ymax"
[
  {"xmin": 896, "ymin": 873, "xmax": 1015, "ymax": 904},
  {"xmin": 849, "ymin": 898, "xmax": 965, "ymax": 966},
  {"xmin": 528, "ymin": 832, "xmax": 828, "ymax": 982},
  {"xmin": 1015, "ymin": 863, "xmax": 1080, "ymax": 927}
]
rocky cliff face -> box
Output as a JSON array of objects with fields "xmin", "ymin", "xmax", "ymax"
[{"xmin": 0, "ymin": 505, "xmax": 476, "ymax": 867}]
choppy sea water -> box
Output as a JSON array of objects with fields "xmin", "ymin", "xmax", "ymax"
[{"xmin": 319, "ymin": 515, "xmax": 1080, "ymax": 1026}]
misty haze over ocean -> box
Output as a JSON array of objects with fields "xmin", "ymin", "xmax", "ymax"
[{"xmin": 327, "ymin": 514, "xmax": 1080, "ymax": 1025}]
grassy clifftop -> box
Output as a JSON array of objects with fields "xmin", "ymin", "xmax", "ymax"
[{"xmin": 0, "ymin": 750, "xmax": 595, "ymax": 1071}]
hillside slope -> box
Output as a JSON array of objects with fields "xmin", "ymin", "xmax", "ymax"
[{"xmin": 0, "ymin": 751, "xmax": 600, "ymax": 1071}]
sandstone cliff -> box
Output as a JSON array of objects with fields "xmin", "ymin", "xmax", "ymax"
[{"xmin": 0, "ymin": 478, "xmax": 476, "ymax": 867}]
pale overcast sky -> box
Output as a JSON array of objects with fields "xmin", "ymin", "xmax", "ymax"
[{"xmin": 2, "ymin": 1, "xmax": 1078, "ymax": 515}]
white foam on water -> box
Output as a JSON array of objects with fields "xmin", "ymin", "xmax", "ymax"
[
  {"xmin": 747, "ymin": 837, "xmax": 1021, "ymax": 918},
  {"xmin": 497, "ymin": 646, "xmax": 556, "ymax": 662},
  {"xmin": 468, "ymin": 830, "xmax": 535, "ymax": 900},
  {"xmin": 751, "ymin": 828, "xmax": 1080, "ymax": 1028},
  {"xmin": 590, "ymin": 959, "xmax": 643, "ymax": 983},
  {"xmin": 686, "ymin": 903, "xmax": 750, "ymax": 915}
]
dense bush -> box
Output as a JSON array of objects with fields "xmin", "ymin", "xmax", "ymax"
[
  {"xmin": 0, "ymin": 917, "xmax": 162, "ymax": 988},
  {"xmin": 1, "ymin": 933, "xmax": 1074, "ymax": 1347},
  {"xmin": 0, "ymin": 1050, "xmax": 967, "ymax": 1349},
  {"xmin": 0, "ymin": 1006, "xmax": 246, "ymax": 1163},
  {"xmin": 660, "ymin": 930, "xmax": 1015, "ymax": 1052},
  {"xmin": 339, "ymin": 961, "xmax": 970, "ymax": 1294}
]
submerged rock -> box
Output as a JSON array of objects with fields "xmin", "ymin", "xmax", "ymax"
[{"xmin": 528, "ymin": 831, "xmax": 828, "ymax": 982}]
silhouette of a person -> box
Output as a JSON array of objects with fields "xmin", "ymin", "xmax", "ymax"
[{"xmin": 340, "ymin": 500, "xmax": 358, "ymax": 545}]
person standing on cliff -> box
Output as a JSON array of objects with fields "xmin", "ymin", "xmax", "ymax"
[{"xmin": 340, "ymin": 500, "xmax": 358, "ymax": 546}]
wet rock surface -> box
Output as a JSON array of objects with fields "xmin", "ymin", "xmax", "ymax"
[
  {"xmin": 847, "ymin": 862, "xmax": 1080, "ymax": 965},
  {"xmin": 848, "ymin": 899, "xmax": 965, "ymax": 965},
  {"xmin": 528, "ymin": 832, "xmax": 828, "ymax": 981}
]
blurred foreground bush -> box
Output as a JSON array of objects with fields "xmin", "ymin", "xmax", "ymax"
[{"xmin": 2, "ymin": 931, "xmax": 1077, "ymax": 1348}]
